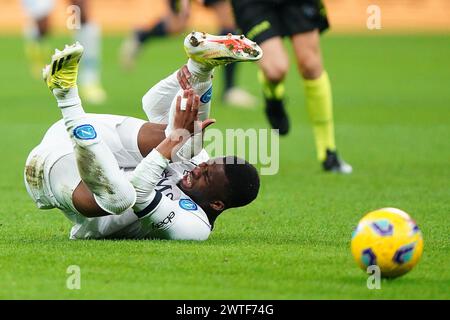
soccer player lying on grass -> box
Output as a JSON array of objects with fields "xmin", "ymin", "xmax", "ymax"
[{"xmin": 24, "ymin": 33, "xmax": 262, "ymax": 240}]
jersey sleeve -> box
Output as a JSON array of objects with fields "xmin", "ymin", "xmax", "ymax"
[{"xmin": 136, "ymin": 191, "xmax": 211, "ymax": 241}]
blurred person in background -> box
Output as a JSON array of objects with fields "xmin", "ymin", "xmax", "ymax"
[
  {"xmin": 231, "ymin": 0, "xmax": 352, "ymax": 173},
  {"xmin": 21, "ymin": 0, "xmax": 106, "ymax": 104},
  {"xmin": 120, "ymin": 0, "xmax": 257, "ymax": 108}
]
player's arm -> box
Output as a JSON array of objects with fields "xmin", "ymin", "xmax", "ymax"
[
  {"xmin": 136, "ymin": 193, "xmax": 211, "ymax": 241},
  {"xmin": 131, "ymin": 89, "xmax": 213, "ymax": 213},
  {"xmin": 136, "ymin": 122, "xmax": 167, "ymax": 157}
]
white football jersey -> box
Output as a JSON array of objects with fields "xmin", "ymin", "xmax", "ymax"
[
  {"xmin": 70, "ymin": 151, "xmax": 212, "ymax": 241},
  {"xmin": 25, "ymin": 113, "xmax": 213, "ymax": 241}
]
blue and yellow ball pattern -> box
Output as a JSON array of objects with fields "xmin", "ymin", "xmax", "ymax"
[{"xmin": 351, "ymin": 208, "xmax": 423, "ymax": 278}]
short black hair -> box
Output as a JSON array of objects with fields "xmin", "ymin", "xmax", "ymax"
[{"xmin": 222, "ymin": 156, "xmax": 260, "ymax": 209}]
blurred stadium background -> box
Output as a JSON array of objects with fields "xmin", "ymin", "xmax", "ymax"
[
  {"xmin": 0, "ymin": 0, "xmax": 448, "ymax": 299},
  {"xmin": 1, "ymin": 0, "xmax": 449, "ymax": 34}
]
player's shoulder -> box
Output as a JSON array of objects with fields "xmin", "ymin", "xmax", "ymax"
[
  {"xmin": 176, "ymin": 196, "xmax": 211, "ymax": 228},
  {"xmin": 154, "ymin": 179, "xmax": 211, "ymax": 229},
  {"xmin": 146, "ymin": 190, "xmax": 212, "ymax": 241},
  {"xmin": 171, "ymin": 196, "xmax": 212, "ymax": 240}
]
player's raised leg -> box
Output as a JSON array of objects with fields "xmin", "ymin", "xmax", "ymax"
[
  {"xmin": 182, "ymin": 30, "xmax": 262, "ymax": 112},
  {"xmin": 143, "ymin": 31, "xmax": 263, "ymax": 135},
  {"xmin": 43, "ymin": 43, "xmax": 136, "ymax": 214},
  {"xmin": 143, "ymin": 31, "xmax": 262, "ymax": 159},
  {"xmin": 143, "ymin": 31, "xmax": 262, "ymax": 124}
]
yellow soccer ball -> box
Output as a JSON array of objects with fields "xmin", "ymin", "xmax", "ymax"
[{"xmin": 351, "ymin": 208, "xmax": 424, "ymax": 278}]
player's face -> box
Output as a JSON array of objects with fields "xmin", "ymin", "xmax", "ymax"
[{"xmin": 179, "ymin": 160, "xmax": 228, "ymax": 200}]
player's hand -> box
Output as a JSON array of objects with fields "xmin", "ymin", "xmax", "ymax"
[
  {"xmin": 174, "ymin": 89, "xmax": 216, "ymax": 133},
  {"xmin": 173, "ymin": 89, "xmax": 200, "ymax": 135},
  {"xmin": 177, "ymin": 65, "xmax": 192, "ymax": 90},
  {"xmin": 157, "ymin": 89, "xmax": 215, "ymax": 161}
]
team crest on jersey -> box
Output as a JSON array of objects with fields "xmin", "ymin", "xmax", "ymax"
[
  {"xmin": 179, "ymin": 199, "xmax": 197, "ymax": 211},
  {"xmin": 200, "ymin": 86, "xmax": 213, "ymax": 103},
  {"xmin": 73, "ymin": 124, "xmax": 97, "ymax": 140}
]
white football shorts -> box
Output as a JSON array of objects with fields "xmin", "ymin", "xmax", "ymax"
[{"xmin": 24, "ymin": 114, "xmax": 145, "ymax": 217}]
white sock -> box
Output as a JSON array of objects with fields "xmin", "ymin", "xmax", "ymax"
[
  {"xmin": 187, "ymin": 58, "xmax": 213, "ymax": 83},
  {"xmin": 55, "ymin": 88, "xmax": 136, "ymax": 214},
  {"xmin": 54, "ymin": 87, "xmax": 82, "ymax": 108}
]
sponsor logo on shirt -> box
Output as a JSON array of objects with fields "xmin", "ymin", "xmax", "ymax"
[
  {"xmin": 73, "ymin": 124, "xmax": 97, "ymax": 140},
  {"xmin": 152, "ymin": 211, "xmax": 176, "ymax": 230},
  {"xmin": 179, "ymin": 199, "xmax": 198, "ymax": 211}
]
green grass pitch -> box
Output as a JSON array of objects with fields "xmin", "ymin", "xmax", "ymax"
[{"xmin": 0, "ymin": 34, "xmax": 449, "ymax": 299}]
